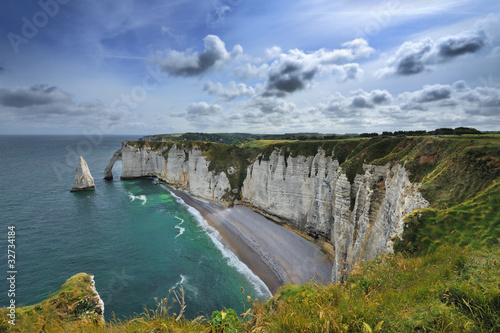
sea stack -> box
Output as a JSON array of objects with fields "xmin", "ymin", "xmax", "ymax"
[{"xmin": 71, "ymin": 156, "xmax": 95, "ymax": 192}]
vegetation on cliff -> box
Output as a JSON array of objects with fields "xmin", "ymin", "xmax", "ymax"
[
  {"xmin": 140, "ymin": 127, "xmax": 488, "ymax": 145},
  {"xmin": 391, "ymin": 137, "xmax": 500, "ymax": 254},
  {"xmin": 3, "ymin": 132, "xmax": 499, "ymax": 332},
  {"xmin": 252, "ymin": 246, "xmax": 500, "ymax": 332},
  {"xmin": 3, "ymin": 246, "xmax": 499, "ymax": 332},
  {"xmin": 0, "ymin": 273, "xmax": 103, "ymax": 332}
]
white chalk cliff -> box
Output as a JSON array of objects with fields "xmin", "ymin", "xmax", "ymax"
[
  {"xmin": 241, "ymin": 148, "xmax": 428, "ymax": 281},
  {"xmin": 71, "ymin": 156, "xmax": 95, "ymax": 192},
  {"xmin": 106, "ymin": 142, "xmax": 234, "ymax": 206},
  {"xmin": 105, "ymin": 141, "xmax": 429, "ymax": 281}
]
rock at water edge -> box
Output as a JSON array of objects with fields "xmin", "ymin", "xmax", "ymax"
[{"xmin": 71, "ymin": 156, "xmax": 95, "ymax": 192}]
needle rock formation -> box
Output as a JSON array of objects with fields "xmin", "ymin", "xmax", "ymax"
[{"xmin": 71, "ymin": 156, "xmax": 95, "ymax": 192}]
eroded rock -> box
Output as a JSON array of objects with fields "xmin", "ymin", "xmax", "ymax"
[{"xmin": 71, "ymin": 156, "xmax": 95, "ymax": 192}]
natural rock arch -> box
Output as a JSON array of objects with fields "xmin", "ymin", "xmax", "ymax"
[{"xmin": 104, "ymin": 149, "xmax": 122, "ymax": 180}]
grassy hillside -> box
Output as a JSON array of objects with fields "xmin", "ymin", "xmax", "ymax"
[
  {"xmin": 251, "ymin": 246, "xmax": 500, "ymax": 332},
  {"xmin": 0, "ymin": 273, "xmax": 103, "ymax": 332},
  {"xmin": 390, "ymin": 137, "xmax": 500, "ymax": 254},
  {"xmin": 3, "ymin": 247, "xmax": 499, "ymax": 332},
  {"xmin": 2, "ymin": 135, "xmax": 499, "ymax": 332}
]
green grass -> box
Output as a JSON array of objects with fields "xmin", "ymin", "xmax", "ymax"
[
  {"xmin": 0, "ymin": 273, "xmax": 103, "ymax": 332},
  {"xmin": 254, "ymin": 139, "xmax": 365, "ymax": 162},
  {"xmin": 392, "ymin": 137, "xmax": 500, "ymax": 254},
  {"xmin": 395, "ymin": 180, "xmax": 500, "ymax": 254},
  {"xmin": 4, "ymin": 247, "xmax": 498, "ymax": 332},
  {"xmin": 340, "ymin": 137, "xmax": 404, "ymax": 183},
  {"xmin": 251, "ymin": 246, "xmax": 500, "ymax": 332},
  {"xmin": 202, "ymin": 142, "xmax": 261, "ymax": 199},
  {"xmin": 238, "ymin": 139, "xmax": 298, "ymax": 150}
]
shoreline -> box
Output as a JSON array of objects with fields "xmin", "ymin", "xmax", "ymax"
[{"xmin": 166, "ymin": 186, "xmax": 333, "ymax": 294}]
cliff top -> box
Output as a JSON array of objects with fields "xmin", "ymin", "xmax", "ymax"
[
  {"xmin": 126, "ymin": 135, "xmax": 500, "ymax": 254},
  {"xmin": 128, "ymin": 134, "xmax": 499, "ymax": 185},
  {"xmin": 139, "ymin": 127, "xmax": 492, "ymax": 144},
  {"xmin": 1, "ymin": 273, "xmax": 103, "ymax": 330}
]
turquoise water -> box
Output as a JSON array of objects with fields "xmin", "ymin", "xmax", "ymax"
[{"xmin": 0, "ymin": 135, "xmax": 269, "ymax": 319}]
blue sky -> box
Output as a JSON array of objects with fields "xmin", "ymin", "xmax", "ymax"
[{"xmin": 0, "ymin": 0, "xmax": 499, "ymax": 135}]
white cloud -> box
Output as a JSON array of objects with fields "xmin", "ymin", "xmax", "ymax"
[
  {"xmin": 334, "ymin": 63, "xmax": 364, "ymax": 82},
  {"xmin": 172, "ymin": 102, "xmax": 223, "ymax": 123},
  {"xmin": 0, "ymin": 84, "xmax": 72, "ymax": 107},
  {"xmin": 233, "ymin": 63, "xmax": 269, "ymax": 80},
  {"xmin": 265, "ymin": 46, "xmax": 282, "ymax": 60},
  {"xmin": 246, "ymin": 96, "xmax": 298, "ymax": 115},
  {"xmin": 377, "ymin": 29, "xmax": 488, "ymax": 77},
  {"xmin": 0, "ymin": 85, "xmax": 131, "ymax": 129},
  {"xmin": 400, "ymin": 84, "xmax": 453, "ymax": 103},
  {"xmin": 263, "ymin": 38, "xmax": 374, "ymax": 96},
  {"xmin": 204, "ymin": 81, "xmax": 255, "ymax": 101},
  {"xmin": 156, "ymin": 35, "xmax": 242, "ymax": 76},
  {"xmin": 161, "ymin": 26, "xmax": 184, "ymax": 44},
  {"xmin": 318, "ymin": 39, "xmax": 375, "ymax": 64}
]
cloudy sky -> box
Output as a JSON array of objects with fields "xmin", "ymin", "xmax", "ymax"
[{"xmin": 0, "ymin": 0, "xmax": 499, "ymax": 135}]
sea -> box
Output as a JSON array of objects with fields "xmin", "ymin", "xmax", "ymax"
[{"xmin": 0, "ymin": 135, "xmax": 270, "ymax": 320}]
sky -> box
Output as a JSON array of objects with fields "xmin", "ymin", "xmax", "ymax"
[{"xmin": 0, "ymin": 0, "xmax": 499, "ymax": 135}]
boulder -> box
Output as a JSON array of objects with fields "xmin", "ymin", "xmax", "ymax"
[{"xmin": 71, "ymin": 156, "xmax": 95, "ymax": 192}]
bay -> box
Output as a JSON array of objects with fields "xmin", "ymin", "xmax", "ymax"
[{"xmin": 0, "ymin": 135, "xmax": 268, "ymax": 319}]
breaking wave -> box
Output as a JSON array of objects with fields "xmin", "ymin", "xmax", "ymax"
[
  {"xmin": 128, "ymin": 193, "xmax": 147, "ymax": 205},
  {"xmin": 168, "ymin": 190, "xmax": 272, "ymax": 298},
  {"xmin": 174, "ymin": 216, "xmax": 185, "ymax": 238}
]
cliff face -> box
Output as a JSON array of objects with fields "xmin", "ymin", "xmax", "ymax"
[
  {"xmin": 241, "ymin": 148, "xmax": 429, "ymax": 281},
  {"xmin": 242, "ymin": 148, "xmax": 339, "ymax": 239},
  {"xmin": 105, "ymin": 140, "xmax": 429, "ymax": 281},
  {"xmin": 109, "ymin": 142, "xmax": 234, "ymax": 206}
]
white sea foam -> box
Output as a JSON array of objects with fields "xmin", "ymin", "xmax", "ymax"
[
  {"xmin": 174, "ymin": 216, "xmax": 185, "ymax": 238},
  {"xmin": 170, "ymin": 274, "xmax": 187, "ymax": 289},
  {"xmin": 170, "ymin": 274, "xmax": 199, "ymax": 297},
  {"xmin": 168, "ymin": 190, "xmax": 272, "ymax": 298},
  {"xmin": 128, "ymin": 193, "xmax": 147, "ymax": 205}
]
